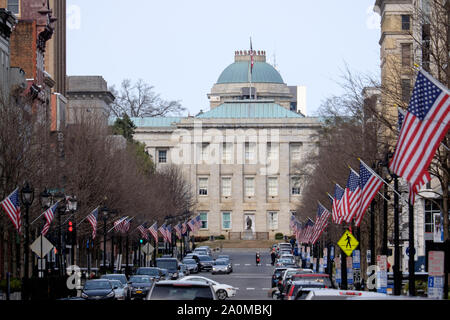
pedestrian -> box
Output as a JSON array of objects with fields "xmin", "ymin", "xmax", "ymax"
[
  {"xmin": 271, "ymin": 249, "xmax": 276, "ymax": 266},
  {"xmin": 256, "ymin": 252, "xmax": 261, "ymax": 266}
]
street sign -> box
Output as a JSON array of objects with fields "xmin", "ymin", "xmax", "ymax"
[
  {"xmin": 141, "ymin": 243, "xmax": 154, "ymax": 256},
  {"xmin": 428, "ymin": 276, "xmax": 444, "ymax": 299},
  {"xmin": 337, "ymin": 230, "xmax": 359, "ymax": 256},
  {"xmin": 330, "ymin": 245, "xmax": 335, "ymax": 261},
  {"xmin": 376, "ymin": 255, "xmax": 388, "ymax": 293},
  {"xmin": 346, "ymin": 256, "xmax": 353, "ymax": 285},
  {"xmin": 429, "ymin": 251, "xmax": 444, "ymax": 276},
  {"xmin": 352, "ymin": 250, "xmax": 361, "ymax": 269},
  {"xmin": 30, "ymin": 235, "xmax": 54, "ymax": 258}
]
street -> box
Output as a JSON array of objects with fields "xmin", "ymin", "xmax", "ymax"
[{"xmin": 206, "ymin": 249, "xmax": 273, "ymax": 300}]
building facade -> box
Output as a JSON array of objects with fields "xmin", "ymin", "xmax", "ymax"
[{"xmin": 130, "ymin": 50, "xmax": 321, "ymax": 239}]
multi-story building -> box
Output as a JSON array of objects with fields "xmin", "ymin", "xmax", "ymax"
[
  {"xmin": 130, "ymin": 50, "xmax": 322, "ymax": 240},
  {"xmin": 0, "ymin": 8, "xmax": 18, "ymax": 98},
  {"xmin": 374, "ymin": 0, "xmax": 448, "ymax": 272}
]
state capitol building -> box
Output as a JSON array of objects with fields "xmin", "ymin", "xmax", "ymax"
[{"xmin": 130, "ymin": 50, "xmax": 322, "ymax": 240}]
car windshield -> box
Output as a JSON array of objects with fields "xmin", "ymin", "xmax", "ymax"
[
  {"xmin": 137, "ymin": 268, "xmax": 160, "ymax": 276},
  {"xmin": 150, "ymin": 284, "xmax": 214, "ymax": 300},
  {"xmin": 214, "ymin": 260, "xmax": 228, "ymax": 265},
  {"xmin": 101, "ymin": 275, "xmax": 127, "ymax": 284},
  {"xmin": 130, "ymin": 276, "xmax": 152, "ymax": 283},
  {"xmin": 110, "ymin": 280, "xmax": 123, "ymax": 289},
  {"xmin": 156, "ymin": 260, "xmax": 178, "ymax": 271},
  {"xmin": 198, "ymin": 256, "xmax": 212, "ymax": 261},
  {"xmin": 84, "ymin": 281, "xmax": 111, "ymax": 290},
  {"xmin": 183, "ymin": 259, "xmax": 197, "ymax": 264}
]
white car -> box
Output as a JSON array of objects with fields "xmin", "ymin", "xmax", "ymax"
[
  {"xmin": 279, "ymin": 254, "xmax": 295, "ymax": 260},
  {"xmin": 179, "ymin": 276, "xmax": 238, "ymax": 300}
]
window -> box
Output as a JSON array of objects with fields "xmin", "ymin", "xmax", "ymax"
[
  {"xmin": 222, "ymin": 212, "xmax": 231, "ymax": 230},
  {"xmin": 268, "ymin": 212, "xmax": 278, "ymax": 230},
  {"xmin": 291, "ymin": 176, "xmax": 301, "ymax": 195},
  {"xmin": 222, "ymin": 143, "xmax": 232, "ymax": 163},
  {"xmin": 198, "ymin": 178, "xmax": 208, "ymax": 196},
  {"xmin": 221, "ymin": 177, "xmax": 232, "ymax": 197},
  {"xmin": 401, "ymin": 79, "xmax": 411, "ymax": 103},
  {"xmin": 268, "ymin": 177, "xmax": 278, "ymax": 197},
  {"xmin": 401, "ymin": 15, "xmax": 410, "ymax": 31},
  {"xmin": 245, "ymin": 142, "xmax": 256, "ymax": 162},
  {"xmin": 158, "ymin": 150, "xmax": 167, "ymax": 163},
  {"xmin": 199, "ymin": 213, "xmax": 208, "ymax": 229},
  {"xmin": 201, "ymin": 143, "xmax": 209, "ymax": 162},
  {"xmin": 290, "ymin": 143, "xmax": 302, "ymax": 161},
  {"xmin": 424, "ymin": 200, "xmax": 441, "ymax": 233},
  {"xmin": 401, "ymin": 43, "xmax": 411, "ymax": 68},
  {"xmin": 7, "ymin": 0, "xmax": 19, "ymax": 15},
  {"xmin": 244, "ymin": 177, "xmax": 255, "ymax": 197},
  {"xmin": 267, "ymin": 143, "xmax": 279, "ymax": 160}
]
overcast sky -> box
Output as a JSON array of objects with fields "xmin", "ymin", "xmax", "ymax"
[{"xmin": 66, "ymin": 0, "xmax": 381, "ymax": 117}]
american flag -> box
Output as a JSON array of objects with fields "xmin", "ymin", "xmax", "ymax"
[
  {"xmin": 122, "ymin": 218, "xmax": 132, "ymax": 233},
  {"xmin": 174, "ymin": 223, "xmax": 182, "ymax": 240},
  {"xmin": 355, "ymin": 161, "xmax": 384, "ymax": 227},
  {"xmin": 41, "ymin": 202, "xmax": 59, "ymax": 236},
  {"xmin": 114, "ymin": 216, "xmax": 128, "ymax": 233},
  {"xmin": 389, "ymin": 70, "xmax": 449, "ymax": 191},
  {"xmin": 398, "ymin": 107, "xmax": 432, "ymax": 204},
  {"xmin": 302, "ymin": 219, "xmax": 315, "ymax": 244},
  {"xmin": 166, "ymin": 225, "xmax": 172, "ymax": 244},
  {"xmin": 311, "ymin": 203, "xmax": 331, "ymax": 244},
  {"xmin": 187, "ymin": 219, "xmax": 195, "ymax": 232},
  {"xmin": 332, "ymin": 184, "xmax": 345, "ymax": 224},
  {"xmin": 158, "ymin": 223, "xmax": 168, "ymax": 242},
  {"xmin": 148, "ymin": 222, "xmax": 158, "ymax": 242},
  {"xmin": 1, "ymin": 188, "xmax": 21, "ymax": 233},
  {"xmin": 86, "ymin": 207, "xmax": 99, "ymax": 239},
  {"xmin": 340, "ymin": 169, "xmax": 361, "ymax": 224},
  {"xmin": 194, "ymin": 215, "xmax": 202, "ymax": 230},
  {"xmin": 138, "ymin": 223, "xmax": 149, "ymax": 240},
  {"xmin": 181, "ymin": 221, "xmax": 187, "ymax": 235}
]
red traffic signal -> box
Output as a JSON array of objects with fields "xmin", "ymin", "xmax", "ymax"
[{"xmin": 68, "ymin": 221, "xmax": 73, "ymax": 232}]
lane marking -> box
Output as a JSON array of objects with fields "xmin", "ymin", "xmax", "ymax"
[
  {"xmin": 246, "ymin": 288, "xmax": 255, "ymax": 290},
  {"xmin": 245, "ymin": 264, "xmax": 251, "ymax": 266}
]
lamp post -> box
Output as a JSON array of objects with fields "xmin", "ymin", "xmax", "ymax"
[
  {"xmin": 20, "ymin": 182, "xmax": 34, "ymax": 300},
  {"xmin": 54, "ymin": 192, "xmax": 67, "ymax": 276},
  {"xmin": 101, "ymin": 207, "xmax": 109, "ymax": 273},
  {"xmin": 39, "ymin": 189, "xmax": 52, "ymax": 277},
  {"xmin": 109, "ymin": 209, "xmax": 118, "ymax": 272}
]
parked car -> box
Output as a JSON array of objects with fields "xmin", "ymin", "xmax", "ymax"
[
  {"xmin": 297, "ymin": 288, "xmax": 388, "ymax": 300},
  {"xmin": 276, "ymin": 257, "xmax": 296, "ymax": 268},
  {"xmin": 146, "ymin": 280, "xmax": 217, "ymax": 300},
  {"xmin": 211, "ymin": 259, "xmax": 231, "ymax": 274},
  {"xmin": 182, "ymin": 258, "xmax": 199, "ymax": 274},
  {"xmin": 128, "ymin": 275, "xmax": 154, "ymax": 300},
  {"xmin": 109, "ymin": 280, "xmax": 126, "ymax": 300},
  {"xmin": 156, "ymin": 257, "xmax": 180, "ymax": 279},
  {"xmin": 196, "ymin": 255, "xmax": 215, "ymax": 272},
  {"xmin": 81, "ymin": 279, "xmax": 115, "ymax": 300},
  {"xmin": 100, "ymin": 274, "xmax": 130, "ymax": 299},
  {"xmin": 277, "ymin": 243, "xmax": 293, "ymax": 252},
  {"xmin": 135, "ymin": 267, "xmax": 163, "ymax": 281},
  {"xmin": 179, "ymin": 276, "xmax": 238, "ymax": 300},
  {"xmin": 277, "ymin": 249, "xmax": 293, "ymax": 258}
]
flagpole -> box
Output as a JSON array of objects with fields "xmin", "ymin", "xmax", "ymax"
[
  {"xmin": 31, "ymin": 201, "xmax": 60, "ymax": 226},
  {"xmin": 359, "ymin": 158, "xmax": 407, "ymax": 203}
]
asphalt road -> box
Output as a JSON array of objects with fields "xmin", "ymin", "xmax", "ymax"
[{"xmin": 203, "ymin": 248, "xmax": 274, "ymax": 300}]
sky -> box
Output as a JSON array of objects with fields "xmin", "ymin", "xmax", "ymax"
[{"xmin": 66, "ymin": 0, "xmax": 382, "ymax": 117}]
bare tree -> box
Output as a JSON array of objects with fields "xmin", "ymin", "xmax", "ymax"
[{"xmin": 109, "ymin": 79, "xmax": 185, "ymax": 118}]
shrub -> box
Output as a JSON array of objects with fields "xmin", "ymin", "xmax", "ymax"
[
  {"xmin": 194, "ymin": 236, "xmax": 210, "ymax": 242},
  {"xmin": 275, "ymin": 233, "xmax": 284, "ymax": 240},
  {"xmin": 215, "ymin": 235, "xmax": 226, "ymax": 240},
  {"xmin": 0, "ymin": 278, "xmax": 22, "ymax": 292}
]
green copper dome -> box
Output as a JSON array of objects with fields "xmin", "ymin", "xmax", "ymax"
[{"xmin": 217, "ymin": 61, "xmax": 284, "ymax": 84}]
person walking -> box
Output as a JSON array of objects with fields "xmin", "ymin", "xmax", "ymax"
[
  {"xmin": 256, "ymin": 252, "xmax": 261, "ymax": 266},
  {"xmin": 271, "ymin": 249, "xmax": 276, "ymax": 266}
]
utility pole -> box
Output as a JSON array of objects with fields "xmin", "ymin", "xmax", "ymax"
[{"xmin": 393, "ymin": 175, "xmax": 401, "ymax": 295}]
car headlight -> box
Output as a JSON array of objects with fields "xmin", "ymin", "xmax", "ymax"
[{"xmin": 107, "ymin": 291, "xmax": 115, "ymax": 298}]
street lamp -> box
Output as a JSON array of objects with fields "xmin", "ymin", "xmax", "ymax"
[
  {"xmin": 109, "ymin": 209, "xmax": 118, "ymax": 271},
  {"xmin": 20, "ymin": 182, "xmax": 34, "ymax": 301},
  {"xmin": 38, "ymin": 188, "xmax": 52, "ymax": 278},
  {"xmin": 101, "ymin": 206, "xmax": 109, "ymax": 272},
  {"xmin": 54, "ymin": 192, "xmax": 67, "ymax": 275}
]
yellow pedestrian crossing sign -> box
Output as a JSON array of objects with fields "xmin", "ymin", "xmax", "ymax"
[{"xmin": 337, "ymin": 230, "xmax": 359, "ymax": 256}]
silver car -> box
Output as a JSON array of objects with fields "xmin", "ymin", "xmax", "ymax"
[
  {"xmin": 212, "ymin": 259, "xmax": 231, "ymax": 274},
  {"xmin": 109, "ymin": 280, "xmax": 126, "ymax": 300}
]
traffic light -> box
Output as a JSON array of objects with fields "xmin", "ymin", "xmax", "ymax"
[
  {"xmin": 139, "ymin": 239, "xmax": 143, "ymax": 244},
  {"xmin": 68, "ymin": 221, "xmax": 73, "ymax": 233}
]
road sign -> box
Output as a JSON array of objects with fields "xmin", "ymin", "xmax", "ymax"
[
  {"xmin": 141, "ymin": 243, "xmax": 154, "ymax": 255},
  {"xmin": 429, "ymin": 251, "xmax": 444, "ymax": 276},
  {"xmin": 30, "ymin": 235, "xmax": 54, "ymax": 258},
  {"xmin": 337, "ymin": 230, "xmax": 359, "ymax": 256},
  {"xmin": 428, "ymin": 276, "xmax": 444, "ymax": 299}
]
